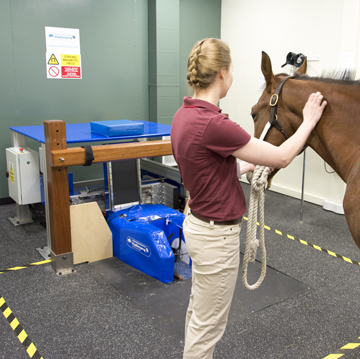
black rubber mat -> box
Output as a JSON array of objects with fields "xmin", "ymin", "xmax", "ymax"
[{"xmin": 89, "ymin": 255, "xmax": 309, "ymax": 342}]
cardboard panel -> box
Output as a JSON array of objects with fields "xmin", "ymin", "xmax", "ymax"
[{"xmin": 70, "ymin": 202, "xmax": 112, "ymax": 264}]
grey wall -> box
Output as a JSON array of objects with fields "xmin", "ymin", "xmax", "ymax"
[
  {"xmin": 0, "ymin": 0, "xmax": 221, "ymax": 200},
  {"xmin": 149, "ymin": 0, "xmax": 180, "ymax": 126},
  {"xmin": 1, "ymin": 0, "xmax": 149, "ymax": 198},
  {"xmin": 179, "ymin": 0, "xmax": 222, "ymax": 99}
]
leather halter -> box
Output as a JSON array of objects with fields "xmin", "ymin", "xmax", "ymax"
[{"xmin": 259, "ymin": 75, "xmax": 294, "ymax": 141}]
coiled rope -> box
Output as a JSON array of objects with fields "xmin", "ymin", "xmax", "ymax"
[{"xmin": 242, "ymin": 165, "xmax": 270, "ymax": 290}]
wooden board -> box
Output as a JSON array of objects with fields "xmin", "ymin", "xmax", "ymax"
[
  {"xmin": 51, "ymin": 140, "xmax": 172, "ymax": 167},
  {"xmin": 70, "ymin": 202, "xmax": 113, "ymax": 264}
]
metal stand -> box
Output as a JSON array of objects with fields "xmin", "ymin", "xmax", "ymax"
[
  {"xmin": 36, "ymin": 246, "xmax": 51, "ymax": 260},
  {"xmin": 50, "ymin": 251, "xmax": 74, "ymax": 275},
  {"xmin": 300, "ymin": 150, "xmax": 306, "ymax": 223},
  {"xmin": 8, "ymin": 203, "xmax": 34, "ymax": 226}
]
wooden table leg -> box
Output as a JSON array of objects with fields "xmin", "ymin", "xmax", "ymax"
[{"xmin": 44, "ymin": 120, "xmax": 73, "ymax": 275}]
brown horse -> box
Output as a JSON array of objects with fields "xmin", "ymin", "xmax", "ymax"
[{"xmin": 251, "ymin": 51, "xmax": 360, "ymax": 250}]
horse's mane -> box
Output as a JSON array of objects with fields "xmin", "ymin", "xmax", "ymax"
[{"xmin": 293, "ymin": 70, "xmax": 360, "ymax": 86}]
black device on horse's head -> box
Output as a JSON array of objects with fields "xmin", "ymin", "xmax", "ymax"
[{"xmin": 282, "ymin": 52, "xmax": 306, "ymax": 68}]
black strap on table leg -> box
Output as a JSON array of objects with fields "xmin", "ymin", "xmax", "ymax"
[{"xmin": 81, "ymin": 146, "xmax": 94, "ymax": 166}]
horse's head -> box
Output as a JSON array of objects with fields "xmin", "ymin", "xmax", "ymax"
[{"xmin": 250, "ymin": 51, "xmax": 307, "ymax": 182}]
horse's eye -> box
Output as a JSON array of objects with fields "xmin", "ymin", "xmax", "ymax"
[{"xmin": 251, "ymin": 113, "xmax": 256, "ymax": 121}]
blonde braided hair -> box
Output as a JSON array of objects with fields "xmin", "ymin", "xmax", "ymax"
[{"xmin": 187, "ymin": 38, "xmax": 231, "ymax": 91}]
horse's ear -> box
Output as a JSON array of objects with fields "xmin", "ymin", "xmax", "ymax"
[
  {"xmin": 296, "ymin": 57, "xmax": 307, "ymax": 74},
  {"xmin": 261, "ymin": 51, "xmax": 274, "ymax": 90}
]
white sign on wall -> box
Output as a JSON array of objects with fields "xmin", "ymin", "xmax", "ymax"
[{"xmin": 45, "ymin": 26, "xmax": 82, "ymax": 79}]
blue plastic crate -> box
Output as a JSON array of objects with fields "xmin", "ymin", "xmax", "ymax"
[{"xmin": 107, "ymin": 204, "xmax": 189, "ymax": 283}]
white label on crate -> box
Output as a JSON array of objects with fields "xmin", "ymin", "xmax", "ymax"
[{"xmin": 126, "ymin": 237, "xmax": 151, "ymax": 257}]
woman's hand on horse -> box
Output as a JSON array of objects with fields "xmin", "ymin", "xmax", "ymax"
[{"xmin": 302, "ymin": 92, "xmax": 327, "ymax": 129}]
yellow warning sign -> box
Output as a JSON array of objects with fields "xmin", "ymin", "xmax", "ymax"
[
  {"xmin": 48, "ymin": 54, "xmax": 59, "ymax": 65},
  {"xmin": 9, "ymin": 163, "xmax": 14, "ymax": 183},
  {"xmin": 61, "ymin": 54, "xmax": 80, "ymax": 66}
]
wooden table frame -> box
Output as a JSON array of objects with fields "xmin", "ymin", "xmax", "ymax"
[{"xmin": 44, "ymin": 120, "xmax": 172, "ymax": 274}]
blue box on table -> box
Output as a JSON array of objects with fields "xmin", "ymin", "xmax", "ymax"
[{"xmin": 90, "ymin": 119, "xmax": 144, "ymax": 137}]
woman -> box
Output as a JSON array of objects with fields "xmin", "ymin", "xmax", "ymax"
[{"xmin": 170, "ymin": 38, "xmax": 326, "ymax": 359}]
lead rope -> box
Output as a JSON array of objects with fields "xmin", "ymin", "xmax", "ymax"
[{"xmin": 242, "ymin": 165, "xmax": 270, "ymax": 290}]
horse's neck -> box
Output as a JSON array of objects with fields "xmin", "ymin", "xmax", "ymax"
[
  {"xmin": 289, "ymin": 81, "xmax": 360, "ymax": 183},
  {"xmin": 308, "ymin": 133, "xmax": 345, "ymax": 180},
  {"xmin": 310, "ymin": 89, "xmax": 360, "ymax": 183}
]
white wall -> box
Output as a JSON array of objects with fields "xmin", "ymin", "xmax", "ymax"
[{"xmin": 220, "ymin": 0, "xmax": 360, "ymax": 211}]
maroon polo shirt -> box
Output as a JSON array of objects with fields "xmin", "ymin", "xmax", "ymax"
[{"xmin": 171, "ymin": 96, "xmax": 251, "ymax": 221}]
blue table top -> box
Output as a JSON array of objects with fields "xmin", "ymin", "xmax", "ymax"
[{"xmin": 10, "ymin": 121, "xmax": 171, "ymax": 144}]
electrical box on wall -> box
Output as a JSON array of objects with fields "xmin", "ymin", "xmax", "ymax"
[{"xmin": 6, "ymin": 147, "xmax": 41, "ymax": 205}]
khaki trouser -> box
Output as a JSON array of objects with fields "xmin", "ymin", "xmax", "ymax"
[{"xmin": 183, "ymin": 212, "xmax": 242, "ymax": 359}]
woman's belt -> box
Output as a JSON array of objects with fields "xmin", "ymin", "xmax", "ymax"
[{"xmin": 191, "ymin": 211, "xmax": 242, "ymax": 226}]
